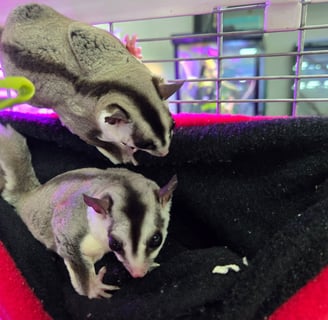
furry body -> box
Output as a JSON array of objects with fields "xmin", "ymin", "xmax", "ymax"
[
  {"xmin": 0, "ymin": 4, "xmax": 182, "ymax": 164},
  {"xmin": 0, "ymin": 124, "xmax": 177, "ymax": 298}
]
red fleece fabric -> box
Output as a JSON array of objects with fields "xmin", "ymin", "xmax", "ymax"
[
  {"xmin": 0, "ymin": 241, "xmax": 51, "ymax": 320},
  {"xmin": 172, "ymin": 113, "xmax": 285, "ymax": 127},
  {"xmin": 269, "ymin": 266, "xmax": 328, "ymax": 320},
  {"xmin": 0, "ymin": 113, "xmax": 326, "ymax": 320},
  {"xmin": 1, "ymin": 234, "xmax": 328, "ymax": 320},
  {"xmin": 31, "ymin": 111, "xmax": 284, "ymax": 127}
]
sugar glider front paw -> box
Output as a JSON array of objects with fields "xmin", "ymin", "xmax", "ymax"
[{"xmin": 88, "ymin": 266, "xmax": 120, "ymax": 299}]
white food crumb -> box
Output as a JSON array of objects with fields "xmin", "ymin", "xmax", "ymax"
[
  {"xmin": 212, "ymin": 264, "xmax": 240, "ymax": 274},
  {"xmin": 242, "ymin": 256, "xmax": 248, "ymax": 266}
]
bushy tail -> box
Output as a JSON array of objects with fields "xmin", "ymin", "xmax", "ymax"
[{"xmin": 0, "ymin": 123, "xmax": 40, "ymax": 206}]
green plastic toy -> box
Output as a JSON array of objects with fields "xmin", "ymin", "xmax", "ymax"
[{"xmin": 0, "ymin": 76, "xmax": 35, "ymax": 109}]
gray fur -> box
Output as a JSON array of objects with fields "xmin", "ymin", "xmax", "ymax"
[
  {"xmin": 0, "ymin": 124, "xmax": 40, "ymax": 205},
  {"xmin": 0, "ymin": 4, "xmax": 182, "ymax": 165},
  {"xmin": 0, "ymin": 123, "xmax": 177, "ymax": 298}
]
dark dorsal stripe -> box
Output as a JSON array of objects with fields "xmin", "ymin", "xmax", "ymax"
[
  {"xmin": 2, "ymin": 43, "xmax": 78, "ymax": 83},
  {"xmin": 2, "ymin": 43, "xmax": 167, "ymax": 146},
  {"xmin": 122, "ymin": 183, "xmax": 146, "ymax": 255}
]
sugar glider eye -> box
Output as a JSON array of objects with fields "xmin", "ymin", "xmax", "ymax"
[
  {"xmin": 104, "ymin": 105, "xmax": 130, "ymax": 125},
  {"xmin": 136, "ymin": 141, "xmax": 156, "ymax": 150},
  {"xmin": 109, "ymin": 236, "xmax": 123, "ymax": 252},
  {"xmin": 105, "ymin": 117, "xmax": 120, "ymax": 125},
  {"xmin": 148, "ymin": 232, "xmax": 163, "ymax": 249}
]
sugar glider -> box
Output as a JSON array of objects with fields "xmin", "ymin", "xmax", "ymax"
[
  {"xmin": 0, "ymin": 4, "xmax": 183, "ymax": 165},
  {"xmin": 0, "ymin": 123, "xmax": 177, "ymax": 298}
]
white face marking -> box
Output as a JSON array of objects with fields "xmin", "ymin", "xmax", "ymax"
[
  {"xmin": 97, "ymin": 109, "xmax": 143, "ymax": 164},
  {"xmin": 97, "ymin": 110, "xmax": 134, "ymax": 146},
  {"xmin": 114, "ymin": 238, "xmax": 163, "ymax": 279},
  {"xmin": 110, "ymin": 198, "xmax": 171, "ymax": 279},
  {"xmin": 95, "ymin": 95, "xmax": 172, "ymax": 161}
]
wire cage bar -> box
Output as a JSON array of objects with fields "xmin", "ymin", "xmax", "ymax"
[
  {"xmin": 110, "ymin": 1, "xmax": 328, "ymax": 116},
  {"xmin": 1, "ymin": 1, "xmax": 328, "ymax": 116}
]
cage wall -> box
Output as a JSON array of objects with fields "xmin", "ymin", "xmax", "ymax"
[{"xmin": 1, "ymin": 0, "xmax": 328, "ymax": 117}]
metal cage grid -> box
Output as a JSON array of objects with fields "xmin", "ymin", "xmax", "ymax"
[
  {"xmin": 1, "ymin": 1, "xmax": 328, "ymax": 117},
  {"xmin": 107, "ymin": 1, "xmax": 328, "ymax": 116}
]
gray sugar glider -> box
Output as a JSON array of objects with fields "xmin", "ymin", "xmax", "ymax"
[
  {"xmin": 0, "ymin": 123, "xmax": 177, "ymax": 298},
  {"xmin": 0, "ymin": 3, "xmax": 183, "ymax": 165}
]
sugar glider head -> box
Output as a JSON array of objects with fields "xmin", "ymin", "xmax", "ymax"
[
  {"xmin": 68, "ymin": 21, "xmax": 183, "ymax": 165},
  {"xmin": 95, "ymin": 78, "xmax": 183, "ymax": 165},
  {"xmin": 84, "ymin": 174, "xmax": 178, "ymax": 278}
]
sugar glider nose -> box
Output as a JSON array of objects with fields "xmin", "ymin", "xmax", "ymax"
[
  {"xmin": 159, "ymin": 150, "xmax": 169, "ymax": 157},
  {"xmin": 154, "ymin": 148, "xmax": 169, "ymax": 157},
  {"xmin": 130, "ymin": 269, "xmax": 147, "ymax": 278}
]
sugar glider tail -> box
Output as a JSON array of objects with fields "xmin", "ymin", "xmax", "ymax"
[{"xmin": 0, "ymin": 123, "xmax": 40, "ymax": 206}]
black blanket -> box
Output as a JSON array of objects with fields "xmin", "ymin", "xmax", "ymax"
[{"xmin": 0, "ymin": 112, "xmax": 328, "ymax": 320}]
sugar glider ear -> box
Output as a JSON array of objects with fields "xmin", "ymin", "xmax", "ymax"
[
  {"xmin": 158, "ymin": 82, "xmax": 184, "ymax": 100},
  {"xmin": 158, "ymin": 175, "xmax": 178, "ymax": 206},
  {"xmin": 83, "ymin": 194, "xmax": 113, "ymax": 217},
  {"xmin": 68, "ymin": 22, "xmax": 128, "ymax": 74}
]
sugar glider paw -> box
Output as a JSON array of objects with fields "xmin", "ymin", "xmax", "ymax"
[{"xmin": 88, "ymin": 266, "xmax": 120, "ymax": 299}]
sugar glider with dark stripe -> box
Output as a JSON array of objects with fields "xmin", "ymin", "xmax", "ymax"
[
  {"xmin": 0, "ymin": 123, "xmax": 178, "ymax": 298},
  {"xmin": 0, "ymin": 3, "xmax": 183, "ymax": 165}
]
